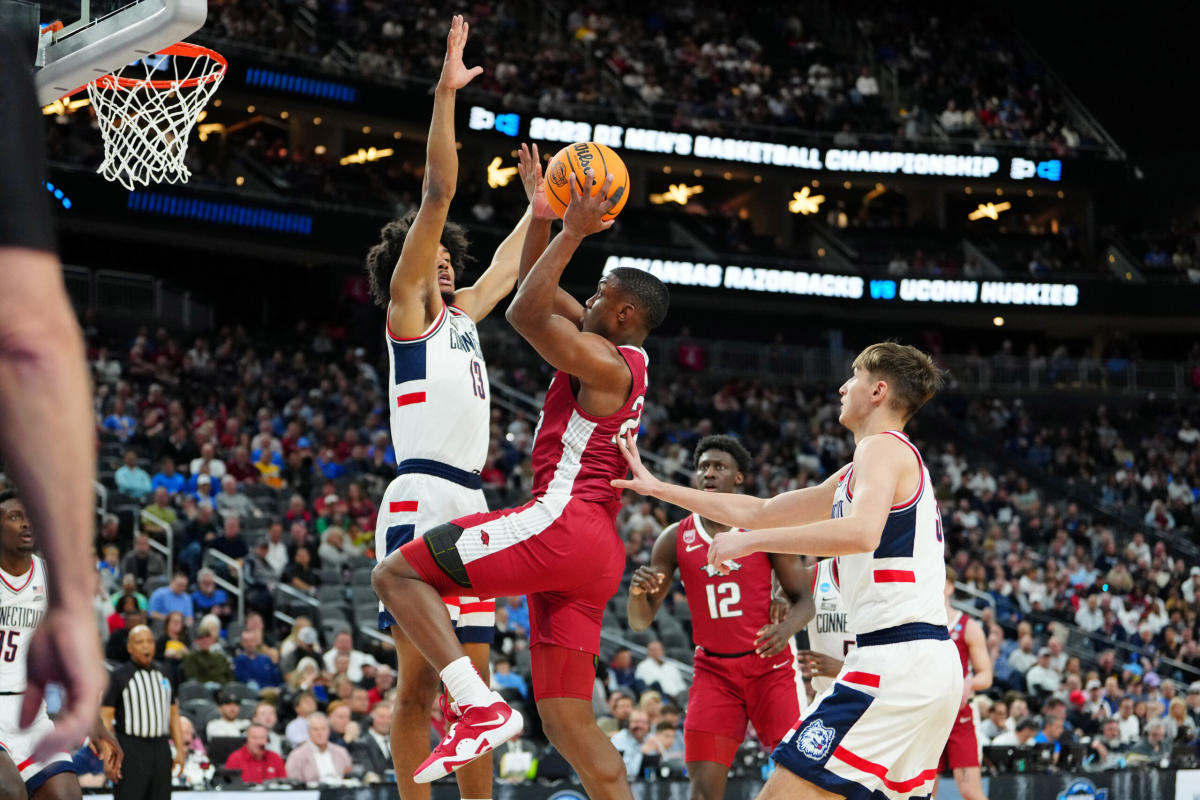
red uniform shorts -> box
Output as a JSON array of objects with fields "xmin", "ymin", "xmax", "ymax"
[
  {"xmin": 683, "ymin": 647, "xmax": 800, "ymax": 766},
  {"xmin": 938, "ymin": 705, "xmax": 980, "ymax": 772},
  {"xmin": 402, "ymin": 494, "xmax": 625, "ymax": 696}
]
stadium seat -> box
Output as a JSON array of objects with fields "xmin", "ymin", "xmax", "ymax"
[
  {"xmin": 344, "ymin": 555, "xmax": 375, "ymax": 571},
  {"xmin": 351, "ymin": 586, "xmax": 377, "ymax": 606},
  {"xmin": 316, "ymin": 585, "xmax": 346, "ymax": 604},
  {"xmin": 177, "ymin": 681, "xmax": 212, "ymax": 704},
  {"xmin": 144, "ymin": 575, "xmax": 168, "ymax": 595},
  {"xmin": 351, "ymin": 566, "xmax": 374, "ymax": 586},
  {"xmin": 318, "ymin": 567, "xmax": 343, "ymax": 585},
  {"xmin": 220, "ymin": 682, "xmax": 258, "ymax": 703},
  {"xmin": 183, "ymin": 697, "xmax": 218, "ymax": 721},
  {"xmin": 237, "ymin": 699, "xmax": 258, "ymax": 719}
]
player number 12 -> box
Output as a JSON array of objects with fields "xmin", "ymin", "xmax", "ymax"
[{"xmin": 704, "ymin": 582, "xmax": 742, "ymax": 619}]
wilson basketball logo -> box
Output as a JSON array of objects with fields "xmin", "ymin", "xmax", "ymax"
[{"xmin": 571, "ymin": 142, "xmax": 594, "ymax": 171}]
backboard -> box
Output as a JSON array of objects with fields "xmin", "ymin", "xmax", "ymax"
[{"xmin": 13, "ymin": 0, "xmax": 207, "ymax": 104}]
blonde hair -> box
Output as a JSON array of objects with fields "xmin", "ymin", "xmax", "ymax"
[{"xmin": 852, "ymin": 342, "xmax": 945, "ymax": 420}]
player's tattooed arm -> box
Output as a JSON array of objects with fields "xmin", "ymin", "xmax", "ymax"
[
  {"xmin": 628, "ymin": 524, "xmax": 679, "ymax": 631},
  {"xmin": 756, "ymin": 557, "xmax": 814, "ymax": 657},
  {"xmin": 388, "ymin": 15, "xmax": 482, "ymax": 338}
]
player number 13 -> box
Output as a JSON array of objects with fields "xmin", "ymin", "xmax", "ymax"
[{"xmin": 704, "ymin": 582, "xmax": 742, "ymax": 619}]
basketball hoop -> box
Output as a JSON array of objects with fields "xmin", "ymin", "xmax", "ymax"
[{"xmin": 86, "ymin": 42, "xmax": 226, "ymax": 190}]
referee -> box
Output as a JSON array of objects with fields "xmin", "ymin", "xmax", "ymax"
[{"xmin": 101, "ymin": 625, "xmax": 186, "ymax": 799}]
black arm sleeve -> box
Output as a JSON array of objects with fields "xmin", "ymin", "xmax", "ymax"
[{"xmin": 0, "ymin": 30, "xmax": 55, "ymax": 252}]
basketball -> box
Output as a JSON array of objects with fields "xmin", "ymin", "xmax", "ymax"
[{"xmin": 543, "ymin": 142, "xmax": 630, "ymax": 221}]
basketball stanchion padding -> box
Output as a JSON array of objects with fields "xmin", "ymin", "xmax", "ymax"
[{"xmin": 86, "ymin": 42, "xmax": 226, "ymax": 190}]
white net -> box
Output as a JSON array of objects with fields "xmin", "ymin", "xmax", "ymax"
[{"xmin": 87, "ymin": 46, "xmax": 226, "ymax": 190}]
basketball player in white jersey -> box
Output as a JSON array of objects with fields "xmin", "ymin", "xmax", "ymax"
[
  {"xmin": 0, "ymin": 491, "xmax": 122, "ymax": 800},
  {"xmin": 616, "ymin": 341, "xmax": 961, "ymax": 799},
  {"xmin": 797, "ymin": 558, "xmax": 855, "ymax": 708},
  {"xmin": 361, "ymin": 17, "xmax": 532, "ymax": 800}
]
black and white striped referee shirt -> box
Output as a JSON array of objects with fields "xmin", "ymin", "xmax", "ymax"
[{"xmin": 102, "ymin": 660, "xmax": 177, "ymax": 738}]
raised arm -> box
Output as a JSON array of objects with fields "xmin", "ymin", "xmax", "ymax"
[
  {"xmin": 964, "ymin": 617, "xmax": 993, "ymax": 697},
  {"xmin": 386, "ymin": 15, "xmax": 482, "ymax": 338},
  {"xmin": 512, "ymin": 143, "xmax": 585, "ymax": 323},
  {"xmin": 706, "ymin": 434, "xmax": 913, "ymax": 571},
  {"xmin": 505, "ymin": 172, "xmax": 629, "ymax": 399},
  {"xmin": 450, "ymin": 205, "xmax": 532, "ymax": 322},
  {"xmin": 613, "ymin": 431, "xmax": 849, "ymax": 530},
  {"xmin": 627, "ymin": 524, "xmax": 680, "ymax": 632}
]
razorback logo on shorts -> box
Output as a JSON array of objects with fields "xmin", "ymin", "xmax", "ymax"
[
  {"xmin": 480, "ymin": 530, "xmax": 490, "ymax": 546},
  {"xmin": 796, "ymin": 719, "xmax": 836, "ymax": 760}
]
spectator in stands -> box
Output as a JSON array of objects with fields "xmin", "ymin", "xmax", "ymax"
[
  {"xmin": 115, "ymin": 449, "xmax": 152, "ymax": 499},
  {"xmin": 141, "ymin": 487, "xmax": 177, "ymax": 539},
  {"xmin": 350, "ymin": 702, "xmax": 392, "ymax": 777},
  {"xmin": 151, "ymin": 457, "xmax": 185, "ymax": 497},
  {"xmin": 609, "ymin": 689, "xmax": 635, "ymax": 726},
  {"xmin": 156, "ymin": 607, "xmax": 190, "ymax": 662},
  {"xmin": 242, "ymin": 536, "xmax": 278, "ymax": 616},
  {"xmin": 1116, "ymin": 696, "xmax": 1141, "ymax": 745},
  {"xmin": 190, "ymin": 441, "xmax": 226, "ymax": 480},
  {"xmin": 1027, "ymin": 647, "xmax": 1063, "ymax": 698},
  {"xmin": 282, "ymin": 545, "xmax": 318, "ymax": 593},
  {"xmin": 97, "ymin": 544, "xmax": 121, "ymax": 593},
  {"xmin": 103, "ymin": 403, "xmax": 137, "ymax": 443},
  {"xmin": 208, "ymin": 692, "xmax": 251, "ymax": 740},
  {"xmin": 607, "ymin": 648, "xmax": 640, "ymax": 695},
  {"xmin": 217, "ymin": 475, "xmax": 261, "ymax": 521},
  {"xmin": 284, "ymin": 712, "xmax": 351, "ymax": 782},
  {"xmin": 325, "ymin": 701, "xmax": 355, "ymax": 747},
  {"xmin": 1086, "ymin": 718, "xmax": 1129, "ymax": 770},
  {"xmin": 212, "ymin": 515, "xmax": 249, "ymax": 562},
  {"xmin": 1008, "ymin": 634, "xmax": 1038, "ymax": 676},
  {"xmin": 1130, "ymin": 719, "xmax": 1170, "ymax": 763},
  {"xmin": 981, "ymin": 699, "xmax": 1009, "ymax": 742},
  {"xmin": 321, "ymin": 629, "xmax": 376, "ymax": 683},
  {"xmin": 181, "ymin": 622, "xmax": 233, "ymax": 684},
  {"xmin": 634, "ymin": 641, "xmax": 687, "ymax": 699},
  {"xmin": 317, "ymin": 527, "xmax": 356, "ymax": 572},
  {"xmin": 120, "ymin": 533, "xmax": 165, "ymax": 591},
  {"xmin": 1075, "ymin": 593, "xmax": 1104, "ymax": 632},
  {"xmin": 251, "ymin": 702, "xmax": 285, "ymax": 755},
  {"xmin": 346, "ymin": 688, "xmax": 371, "ymax": 728},
  {"xmin": 366, "ymin": 664, "xmax": 394, "ymax": 707},
  {"xmin": 179, "ymin": 500, "xmax": 219, "ymax": 576},
  {"xmin": 489, "ymin": 655, "xmax": 528, "ymax": 700},
  {"xmin": 1033, "ymin": 714, "xmax": 1065, "ymax": 763},
  {"xmin": 263, "ymin": 522, "xmax": 289, "ymax": 575},
  {"xmin": 254, "ymin": 446, "xmax": 284, "ymax": 489},
  {"xmin": 148, "ymin": 572, "xmax": 194, "ymax": 626},
  {"xmin": 225, "ymin": 446, "xmax": 258, "ymax": 485},
  {"xmin": 285, "ymin": 692, "xmax": 318, "ymax": 748},
  {"xmin": 610, "ymin": 709, "xmax": 654, "ymax": 779},
  {"xmin": 225, "ymin": 723, "xmax": 286, "ymax": 784},
  {"xmin": 95, "ymin": 512, "xmax": 127, "ymax": 556},
  {"xmin": 189, "ymin": 472, "xmax": 217, "ymax": 503},
  {"xmin": 234, "ymin": 628, "xmax": 283, "ymax": 689},
  {"xmin": 1165, "ymin": 697, "xmax": 1196, "ymax": 745},
  {"xmin": 1185, "ymin": 683, "xmax": 1200, "ymax": 728},
  {"xmin": 191, "ymin": 568, "xmax": 230, "ymax": 621}
]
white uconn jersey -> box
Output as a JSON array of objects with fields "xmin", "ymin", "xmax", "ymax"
[
  {"xmin": 806, "ymin": 558, "xmax": 854, "ymax": 695},
  {"xmin": 832, "ymin": 431, "xmax": 947, "ymax": 635},
  {"xmin": 386, "ymin": 303, "xmax": 489, "ymax": 473},
  {"xmin": 0, "ymin": 556, "xmax": 47, "ymax": 693}
]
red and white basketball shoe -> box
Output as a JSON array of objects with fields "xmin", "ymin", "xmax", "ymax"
[{"xmin": 413, "ymin": 692, "xmax": 523, "ymax": 783}]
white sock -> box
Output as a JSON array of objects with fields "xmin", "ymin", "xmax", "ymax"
[{"xmin": 440, "ymin": 656, "xmax": 493, "ymax": 709}]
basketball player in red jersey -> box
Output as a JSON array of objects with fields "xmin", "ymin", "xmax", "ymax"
[
  {"xmin": 627, "ymin": 435, "xmax": 813, "ymax": 800},
  {"xmin": 936, "ymin": 567, "xmax": 992, "ymax": 800},
  {"xmin": 372, "ymin": 161, "xmax": 669, "ymax": 800}
]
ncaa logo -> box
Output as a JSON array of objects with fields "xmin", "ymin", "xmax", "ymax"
[
  {"xmin": 796, "ymin": 719, "xmax": 836, "ymax": 760},
  {"xmin": 548, "ymin": 792, "xmax": 586, "ymax": 800},
  {"xmin": 1057, "ymin": 779, "xmax": 1107, "ymax": 800},
  {"xmin": 819, "ymin": 582, "xmax": 831, "ymax": 592},
  {"xmin": 682, "ymin": 528, "xmax": 696, "ymax": 545},
  {"xmin": 548, "ymin": 160, "xmax": 569, "ymax": 188}
]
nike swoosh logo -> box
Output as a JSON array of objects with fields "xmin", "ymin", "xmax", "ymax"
[
  {"xmin": 685, "ymin": 544, "xmax": 704, "ymax": 552},
  {"xmin": 480, "ymin": 712, "xmax": 507, "ymax": 727},
  {"xmin": 772, "ymin": 661, "xmax": 788, "ymax": 669}
]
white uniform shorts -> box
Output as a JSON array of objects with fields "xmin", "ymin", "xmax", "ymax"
[
  {"xmin": 375, "ymin": 472, "xmax": 495, "ymax": 643},
  {"xmin": 773, "ymin": 626, "xmax": 961, "ymax": 800},
  {"xmin": 0, "ymin": 696, "xmax": 76, "ymax": 791}
]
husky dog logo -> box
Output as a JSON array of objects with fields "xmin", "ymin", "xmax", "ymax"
[
  {"xmin": 797, "ymin": 719, "xmax": 836, "ymax": 760},
  {"xmin": 1056, "ymin": 779, "xmax": 1107, "ymax": 800}
]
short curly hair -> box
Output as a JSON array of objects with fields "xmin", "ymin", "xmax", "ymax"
[
  {"xmin": 364, "ymin": 210, "xmax": 473, "ymax": 308},
  {"xmin": 693, "ymin": 435, "xmax": 752, "ymax": 476}
]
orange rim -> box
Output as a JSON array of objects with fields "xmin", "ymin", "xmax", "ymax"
[{"xmin": 91, "ymin": 42, "xmax": 227, "ymax": 91}]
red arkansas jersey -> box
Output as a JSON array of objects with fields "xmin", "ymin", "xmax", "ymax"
[
  {"xmin": 949, "ymin": 611, "xmax": 970, "ymax": 677},
  {"xmin": 529, "ymin": 345, "xmax": 648, "ymax": 513},
  {"xmin": 676, "ymin": 513, "xmax": 775, "ymax": 654}
]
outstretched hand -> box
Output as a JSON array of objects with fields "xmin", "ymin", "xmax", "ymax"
[
  {"xmin": 562, "ymin": 170, "xmax": 615, "ymax": 238},
  {"xmin": 517, "ymin": 143, "xmax": 556, "ymax": 221},
  {"xmin": 24, "ymin": 608, "xmax": 106, "ymax": 763},
  {"xmin": 438, "ymin": 15, "xmax": 483, "ymax": 90},
  {"xmin": 611, "ymin": 430, "xmax": 662, "ymax": 496}
]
